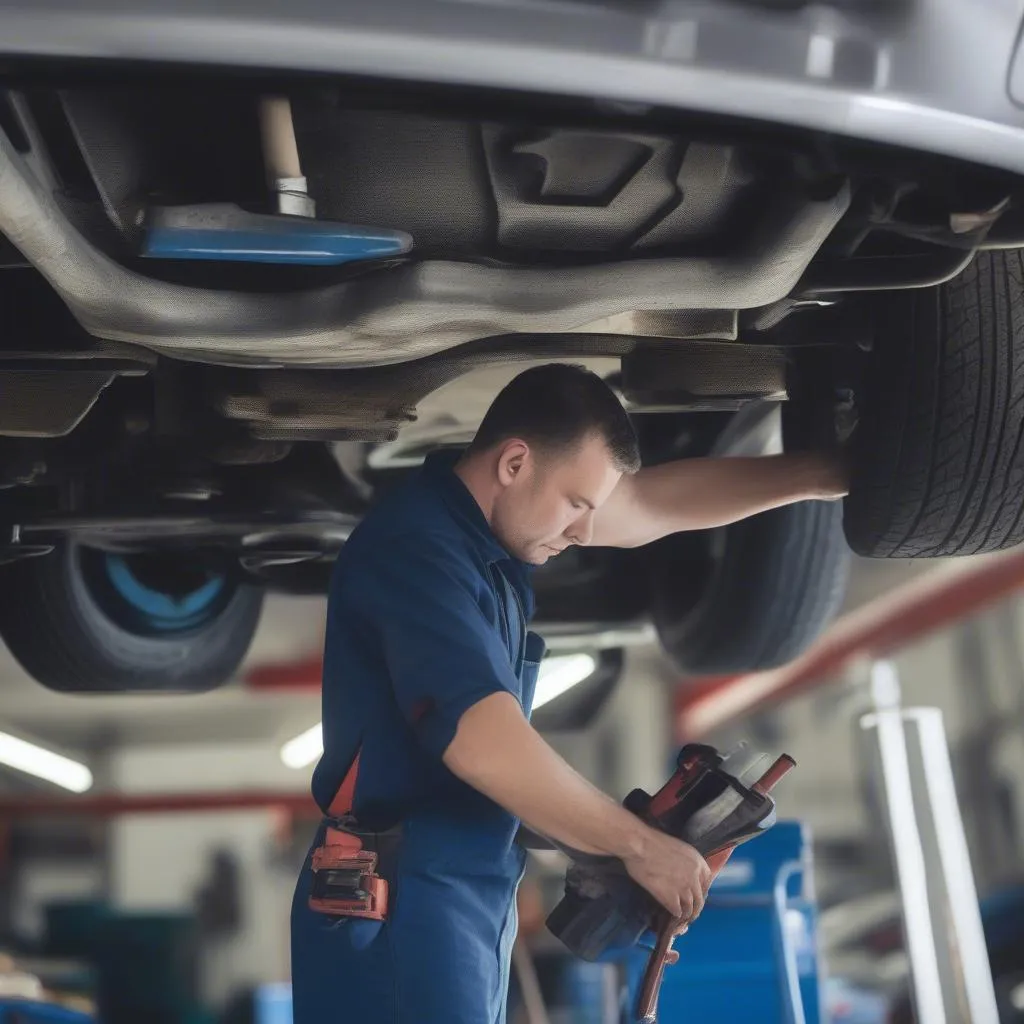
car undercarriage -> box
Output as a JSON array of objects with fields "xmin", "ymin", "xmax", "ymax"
[{"xmin": 1, "ymin": 58, "xmax": 1024, "ymax": 694}]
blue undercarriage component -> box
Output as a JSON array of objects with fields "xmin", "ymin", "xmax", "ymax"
[
  {"xmin": 104, "ymin": 555, "xmax": 226, "ymax": 633},
  {"xmin": 141, "ymin": 203, "xmax": 413, "ymax": 266}
]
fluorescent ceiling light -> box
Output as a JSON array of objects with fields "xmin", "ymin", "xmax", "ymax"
[
  {"xmin": 533, "ymin": 653, "xmax": 597, "ymax": 710},
  {"xmin": 281, "ymin": 722, "xmax": 323, "ymax": 770},
  {"xmin": 1011, "ymin": 981, "xmax": 1024, "ymax": 1012},
  {"xmin": 0, "ymin": 731, "xmax": 93, "ymax": 793},
  {"xmin": 281, "ymin": 653, "xmax": 598, "ymax": 769}
]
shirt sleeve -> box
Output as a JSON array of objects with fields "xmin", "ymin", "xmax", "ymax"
[{"xmin": 356, "ymin": 530, "xmax": 523, "ymax": 758}]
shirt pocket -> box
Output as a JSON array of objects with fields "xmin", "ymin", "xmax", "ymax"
[
  {"xmin": 489, "ymin": 564, "xmax": 526, "ymax": 675},
  {"xmin": 521, "ymin": 631, "xmax": 547, "ymax": 717}
]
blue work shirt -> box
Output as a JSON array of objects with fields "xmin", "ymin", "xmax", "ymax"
[{"xmin": 291, "ymin": 449, "xmax": 545, "ymax": 1024}]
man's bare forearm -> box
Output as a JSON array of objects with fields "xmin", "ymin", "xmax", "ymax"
[
  {"xmin": 637, "ymin": 452, "xmax": 847, "ymax": 528},
  {"xmin": 442, "ymin": 691, "xmax": 650, "ymax": 860},
  {"xmin": 592, "ymin": 452, "xmax": 848, "ymax": 548},
  {"xmin": 443, "ymin": 692, "xmax": 713, "ymax": 920}
]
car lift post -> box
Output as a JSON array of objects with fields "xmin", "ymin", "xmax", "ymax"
[{"xmin": 861, "ymin": 660, "xmax": 999, "ymax": 1024}]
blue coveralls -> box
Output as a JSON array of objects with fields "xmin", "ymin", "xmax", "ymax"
[{"xmin": 291, "ymin": 450, "xmax": 545, "ymax": 1023}]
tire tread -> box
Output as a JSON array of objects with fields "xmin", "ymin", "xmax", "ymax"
[{"xmin": 845, "ymin": 250, "xmax": 1024, "ymax": 557}]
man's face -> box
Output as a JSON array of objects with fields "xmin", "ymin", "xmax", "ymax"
[{"xmin": 491, "ymin": 433, "xmax": 623, "ymax": 565}]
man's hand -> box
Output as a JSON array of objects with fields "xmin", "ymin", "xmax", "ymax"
[
  {"xmin": 813, "ymin": 452, "xmax": 850, "ymax": 501},
  {"xmin": 623, "ymin": 829, "xmax": 712, "ymax": 923},
  {"xmin": 589, "ymin": 451, "xmax": 850, "ymax": 549}
]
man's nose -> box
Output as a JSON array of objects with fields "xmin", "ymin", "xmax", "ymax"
[{"xmin": 566, "ymin": 511, "xmax": 594, "ymax": 547}]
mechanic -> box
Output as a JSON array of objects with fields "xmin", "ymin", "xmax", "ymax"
[{"xmin": 290, "ymin": 362, "xmax": 847, "ymax": 1024}]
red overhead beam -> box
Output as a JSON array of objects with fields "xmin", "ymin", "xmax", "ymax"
[
  {"xmin": 0, "ymin": 790, "xmax": 320, "ymax": 819},
  {"xmin": 245, "ymin": 655, "xmax": 323, "ymax": 692},
  {"xmin": 676, "ymin": 547, "xmax": 1024, "ymax": 739}
]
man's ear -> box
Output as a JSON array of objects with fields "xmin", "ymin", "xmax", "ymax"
[{"xmin": 496, "ymin": 439, "xmax": 530, "ymax": 487}]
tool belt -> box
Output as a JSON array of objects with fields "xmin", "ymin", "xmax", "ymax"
[{"xmin": 308, "ymin": 817, "xmax": 401, "ymax": 922}]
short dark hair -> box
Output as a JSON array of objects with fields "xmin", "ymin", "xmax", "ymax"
[{"xmin": 468, "ymin": 363, "xmax": 640, "ymax": 473}]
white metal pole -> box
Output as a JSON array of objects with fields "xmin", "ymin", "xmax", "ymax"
[
  {"xmin": 860, "ymin": 661, "xmax": 948, "ymax": 1024},
  {"xmin": 904, "ymin": 707, "xmax": 1000, "ymax": 1024}
]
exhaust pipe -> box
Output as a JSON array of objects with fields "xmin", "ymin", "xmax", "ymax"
[{"xmin": 0, "ymin": 127, "xmax": 849, "ymax": 367}]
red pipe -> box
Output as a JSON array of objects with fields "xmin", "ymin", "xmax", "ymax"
[
  {"xmin": 677, "ymin": 546, "xmax": 1024, "ymax": 738},
  {"xmin": 0, "ymin": 791, "xmax": 320, "ymax": 819}
]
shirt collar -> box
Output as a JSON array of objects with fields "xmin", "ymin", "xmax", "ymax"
[{"xmin": 421, "ymin": 449, "xmax": 513, "ymax": 566}]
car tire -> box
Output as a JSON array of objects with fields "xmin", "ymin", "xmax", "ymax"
[
  {"xmin": 845, "ymin": 249, "xmax": 1024, "ymax": 557},
  {"xmin": 651, "ymin": 499, "xmax": 848, "ymax": 675},
  {"xmin": 0, "ymin": 543, "xmax": 264, "ymax": 693}
]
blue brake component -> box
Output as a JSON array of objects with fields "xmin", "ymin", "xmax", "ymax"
[{"xmin": 141, "ymin": 203, "xmax": 412, "ymax": 266}]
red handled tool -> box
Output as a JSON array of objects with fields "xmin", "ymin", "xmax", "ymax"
[
  {"xmin": 547, "ymin": 744, "xmax": 796, "ymax": 1023},
  {"xmin": 633, "ymin": 752, "xmax": 796, "ymax": 1022}
]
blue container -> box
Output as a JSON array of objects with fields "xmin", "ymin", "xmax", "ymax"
[
  {"xmin": 254, "ymin": 983, "xmax": 293, "ymax": 1024},
  {"xmin": 0, "ymin": 1001, "xmax": 93, "ymax": 1024},
  {"xmin": 94, "ymin": 912, "xmax": 201, "ymax": 1024},
  {"xmin": 561, "ymin": 959, "xmax": 619, "ymax": 1024},
  {"xmin": 44, "ymin": 901, "xmax": 108, "ymax": 959}
]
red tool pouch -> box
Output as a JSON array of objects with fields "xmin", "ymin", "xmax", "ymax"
[
  {"xmin": 308, "ymin": 819, "xmax": 400, "ymax": 921},
  {"xmin": 308, "ymin": 748, "xmax": 402, "ymax": 921}
]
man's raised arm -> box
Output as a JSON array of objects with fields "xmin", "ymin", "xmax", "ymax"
[{"xmin": 589, "ymin": 452, "xmax": 848, "ymax": 549}]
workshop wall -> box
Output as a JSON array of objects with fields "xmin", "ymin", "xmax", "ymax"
[
  {"xmin": 8, "ymin": 862, "xmax": 103, "ymax": 947},
  {"xmin": 108, "ymin": 743, "xmax": 306, "ymax": 1011}
]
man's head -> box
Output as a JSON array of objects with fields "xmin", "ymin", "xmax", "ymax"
[{"xmin": 457, "ymin": 363, "xmax": 640, "ymax": 565}]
